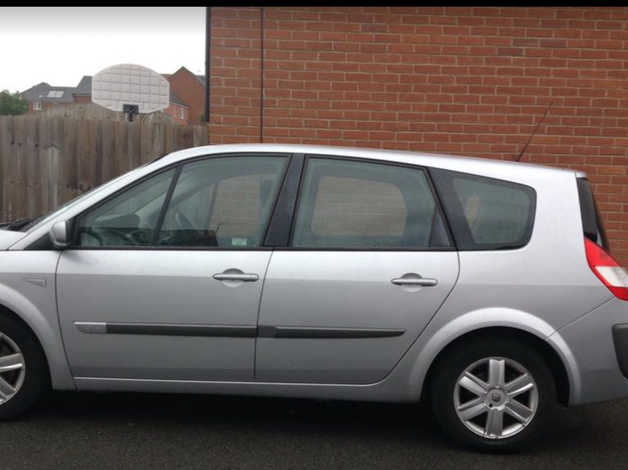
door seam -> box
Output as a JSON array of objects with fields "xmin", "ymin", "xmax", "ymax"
[
  {"xmin": 375, "ymin": 250, "xmax": 462, "ymax": 384},
  {"xmin": 53, "ymin": 251, "xmax": 77, "ymax": 388},
  {"xmin": 253, "ymin": 250, "xmax": 274, "ymax": 379}
]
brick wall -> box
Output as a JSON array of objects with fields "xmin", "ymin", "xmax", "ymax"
[
  {"xmin": 210, "ymin": 8, "xmax": 263, "ymax": 142},
  {"xmin": 164, "ymin": 102, "xmax": 189, "ymax": 125},
  {"xmin": 73, "ymin": 95, "xmax": 91, "ymax": 104},
  {"xmin": 167, "ymin": 68, "xmax": 205, "ymax": 123},
  {"xmin": 208, "ymin": 7, "xmax": 628, "ymax": 264}
]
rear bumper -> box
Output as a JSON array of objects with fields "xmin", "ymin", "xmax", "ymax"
[
  {"xmin": 557, "ymin": 297, "xmax": 628, "ymax": 405},
  {"xmin": 612, "ymin": 324, "xmax": 628, "ymax": 379}
]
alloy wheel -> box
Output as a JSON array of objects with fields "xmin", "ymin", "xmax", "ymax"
[
  {"xmin": 0, "ymin": 332, "xmax": 26, "ymax": 405},
  {"xmin": 453, "ymin": 356, "xmax": 538, "ymax": 440}
]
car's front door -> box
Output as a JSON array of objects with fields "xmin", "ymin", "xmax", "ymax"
[
  {"xmin": 256, "ymin": 156, "xmax": 459, "ymax": 384},
  {"xmin": 57, "ymin": 154, "xmax": 289, "ymax": 381}
]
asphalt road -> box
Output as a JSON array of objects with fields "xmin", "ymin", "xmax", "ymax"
[{"xmin": 1, "ymin": 391, "xmax": 627, "ymax": 470}]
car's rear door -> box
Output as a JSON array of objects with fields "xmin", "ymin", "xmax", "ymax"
[
  {"xmin": 255, "ymin": 155, "xmax": 459, "ymax": 384},
  {"xmin": 57, "ymin": 153, "xmax": 289, "ymax": 382}
]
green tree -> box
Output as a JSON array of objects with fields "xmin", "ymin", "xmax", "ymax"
[{"xmin": 0, "ymin": 90, "xmax": 29, "ymax": 115}]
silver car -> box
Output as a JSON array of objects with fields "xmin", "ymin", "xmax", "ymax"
[{"xmin": 0, "ymin": 144, "xmax": 626, "ymax": 451}]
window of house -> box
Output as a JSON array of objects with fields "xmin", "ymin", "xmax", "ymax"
[
  {"xmin": 32, "ymin": 101, "xmax": 41, "ymax": 111},
  {"xmin": 47, "ymin": 90, "xmax": 63, "ymax": 98},
  {"xmin": 291, "ymin": 158, "xmax": 451, "ymax": 249}
]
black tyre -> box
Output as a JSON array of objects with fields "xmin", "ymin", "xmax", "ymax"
[
  {"xmin": 0, "ymin": 313, "xmax": 49, "ymax": 420},
  {"xmin": 430, "ymin": 336, "xmax": 557, "ymax": 452}
]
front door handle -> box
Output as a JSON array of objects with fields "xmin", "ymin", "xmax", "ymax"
[
  {"xmin": 213, "ymin": 272, "xmax": 259, "ymax": 282},
  {"xmin": 391, "ymin": 276, "xmax": 438, "ymax": 287}
]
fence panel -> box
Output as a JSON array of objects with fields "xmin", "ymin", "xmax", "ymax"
[{"xmin": 0, "ymin": 114, "xmax": 210, "ymax": 221}]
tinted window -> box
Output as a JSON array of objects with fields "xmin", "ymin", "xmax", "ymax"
[
  {"xmin": 577, "ymin": 178, "xmax": 608, "ymax": 250},
  {"xmin": 157, "ymin": 156, "xmax": 287, "ymax": 248},
  {"xmin": 75, "ymin": 168, "xmax": 176, "ymax": 247},
  {"xmin": 430, "ymin": 168, "xmax": 536, "ymax": 250},
  {"xmin": 291, "ymin": 158, "xmax": 451, "ymax": 249}
]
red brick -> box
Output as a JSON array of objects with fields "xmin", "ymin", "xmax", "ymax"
[{"xmin": 210, "ymin": 6, "xmax": 628, "ymax": 265}]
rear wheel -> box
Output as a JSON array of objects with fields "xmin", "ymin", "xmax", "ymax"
[
  {"xmin": 430, "ymin": 337, "xmax": 556, "ymax": 452},
  {"xmin": 0, "ymin": 314, "xmax": 49, "ymax": 419}
]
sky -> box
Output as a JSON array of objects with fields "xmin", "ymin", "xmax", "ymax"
[{"xmin": 0, "ymin": 7, "xmax": 206, "ymax": 93}]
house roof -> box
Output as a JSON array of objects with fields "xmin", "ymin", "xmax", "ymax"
[
  {"xmin": 163, "ymin": 67, "xmax": 205, "ymax": 87},
  {"xmin": 74, "ymin": 76, "xmax": 92, "ymax": 95},
  {"xmin": 22, "ymin": 72, "xmax": 190, "ymax": 107},
  {"xmin": 20, "ymin": 82, "xmax": 50, "ymax": 102},
  {"xmin": 21, "ymin": 82, "xmax": 76, "ymax": 103}
]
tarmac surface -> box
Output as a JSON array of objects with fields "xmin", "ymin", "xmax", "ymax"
[{"xmin": 1, "ymin": 390, "xmax": 625, "ymax": 469}]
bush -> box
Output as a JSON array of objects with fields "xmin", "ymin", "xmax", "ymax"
[{"xmin": 0, "ymin": 90, "xmax": 29, "ymax": 116}]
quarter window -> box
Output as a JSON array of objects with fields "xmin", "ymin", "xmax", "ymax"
[
  {"xmin": 430, "ymin": 169, "xmax": 536, "ymax": 250},
  {"xmin": 291, "ymin": 158, "xmax": 451, "ymax": 249}
]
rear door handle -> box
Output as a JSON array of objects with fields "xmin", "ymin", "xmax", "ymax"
[
  {"xmin": 213, "ymin": 272, "xmax": 259, "ymax": 282},
  {"xmin": 391, "ymin": 277, "xmax": 438, "ymax": 287}
]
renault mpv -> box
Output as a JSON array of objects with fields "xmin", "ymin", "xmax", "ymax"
[{"xmin": 0, "ymin": 144, "xmax": 626, "ymax": 451}]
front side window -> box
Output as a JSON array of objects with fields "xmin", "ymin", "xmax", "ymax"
[
  {"xmin": 75, "ymin": 168, "xmax": 176, "ymax": 247},
  {"xmin": 74, "ymin": 155, "xmax": 287, "ymax": 248},
  {"xmin": 430, "ymin": 169, "xmax": 536, "ymax": 250},
  {"xmin": 291, "ymin": 157, "xmax": 451, "ymax": 249},
  {"xmin": 156, "ymin": 156, "xmax": 287, "ymax": 248}
]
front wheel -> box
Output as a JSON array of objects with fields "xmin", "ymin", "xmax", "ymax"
[
  {"xmin": 430, "ymin": 337, "xmax": 557, "ymax": 452},
  {"xmin": 0, "ymin": 314, "xmax": 49, "ymax": 420}
]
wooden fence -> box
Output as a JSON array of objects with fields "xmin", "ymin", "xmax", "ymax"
[{"xmin": 0, "ymin": 115, "xmax": 209, "ymax": 222}]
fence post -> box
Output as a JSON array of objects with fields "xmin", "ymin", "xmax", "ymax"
[
  {"xmin": 101, "ymin": 119, "xmax": 114, "ymax": 182},
  {"xmin": 0, "ymin": 117, "xmax": 8, "ymax": 220}
]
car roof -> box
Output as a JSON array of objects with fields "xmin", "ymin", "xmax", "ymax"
[{"xmin": 157, "ymin": 144, "xmax": 581, "ymax": 182}]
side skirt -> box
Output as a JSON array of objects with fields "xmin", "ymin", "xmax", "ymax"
[{"xmin": 73, "ymin": 376, "xmax": 415, "ymax": 403}]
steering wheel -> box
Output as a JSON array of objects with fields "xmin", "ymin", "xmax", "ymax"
[
  {"xmin": 106, "ymin": 227, "xmax": 147, "ymax": 245},
  {"xmin": 80, "ymin": 227, "xmax": 145, "ymax": 246},
  {"xmin": 80, "ymin": 227, "xmax": 105, "ymax": 246}
]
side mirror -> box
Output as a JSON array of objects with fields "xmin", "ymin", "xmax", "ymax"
[{"xmin": 49, "ymin": 221, "xmax": 70, "ymax": 249}]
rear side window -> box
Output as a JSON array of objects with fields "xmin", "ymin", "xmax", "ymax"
[
  {"xmin": 577, "ymin": 177, "xmax": 609, "ymax": 250},
  {"xmin": 291, "ymin": 158, "xmax": 452, "ymax": 249},
  {"xmin": 430, "ymin": 169, "xmax": 536, "ymax": 250}
]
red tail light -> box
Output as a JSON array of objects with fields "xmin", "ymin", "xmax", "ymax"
[{"xmin": 585, "ymin": 238, "xmax": 628, "ymax": 301}]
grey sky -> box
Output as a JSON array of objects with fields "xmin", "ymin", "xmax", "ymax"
[{"xmin": 1, "ymin": 7, "xmax": 205, "ymax": 93}]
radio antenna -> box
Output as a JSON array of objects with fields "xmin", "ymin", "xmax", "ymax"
[{"xmin": 515, "ymin": 101, "xmax": 554, "ymax": 162}]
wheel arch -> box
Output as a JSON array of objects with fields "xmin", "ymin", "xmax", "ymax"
[
  {"xmin": 411, "ymin": 309, "xmax": 580, "ymax": 406},
  {"xmin": 0, "ymin": 285, "xmax": 74, "ymax": 391},
  {"xmin": 0, "ymin": 303, "xmax": 52, "ymax": 381}
]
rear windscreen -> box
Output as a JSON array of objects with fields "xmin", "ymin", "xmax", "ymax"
[{"xmin": 577, "ymin": 177, "xmax": 609, "ymax": 250}]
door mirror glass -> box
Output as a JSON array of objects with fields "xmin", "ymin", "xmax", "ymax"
[{"xmin": 49, "ymin": 220, "xmax": 69, "ymax": 249}]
